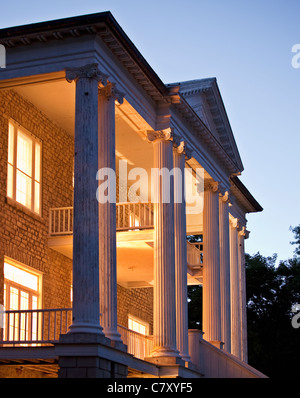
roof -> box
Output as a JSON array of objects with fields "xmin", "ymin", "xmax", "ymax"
[{"xmin": 230, "ymin": 176, "xmax": 263, "ymax": 213}]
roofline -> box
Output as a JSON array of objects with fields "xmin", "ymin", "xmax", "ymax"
[
  {"xmin": 230, "ymin": 176, "xmax": 263, "ymax": 213},
  {"xmin": 0, "ymin": 11, "xmax": 169, "ymax": 97},
  {"xmin": 170, "ymin": 78, "xmax": 244, "ymax": 172}
]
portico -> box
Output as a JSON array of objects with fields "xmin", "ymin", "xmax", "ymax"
[{"xmin": 0, "ymin": 11, "xmax": 264, "ymax": 378}]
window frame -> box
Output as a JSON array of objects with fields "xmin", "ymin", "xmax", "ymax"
[
  {"xmin": 3, "ymin": 257, "xmax": 42, "ymax": 311},
  {"xmin": 3, "ymin": 257, "xmax": 43, "ymax": 343},
  {"xmin": 128, "ymin": 314, "xmax": 149, "ymax": 336},
  {"xmin": 7, "ymin": 120, "xmax": 42, "ymax": 215}
]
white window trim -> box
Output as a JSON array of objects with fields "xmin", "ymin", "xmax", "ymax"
[
  {"xmin": 7, "ymin": 120, "xmax": 42, "ymax": 215},
  {"xmin": 4, "ymin": 257, "xmax": 43, "ymax": 311}
]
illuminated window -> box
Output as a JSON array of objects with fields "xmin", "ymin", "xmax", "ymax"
[
  {"xmin": 3, "ymin": 258, "xmax": 42, "ymax": 342},
  {"xmin": 7, "ymin": 121, "xmax": 42, "ymax": 214},
  {"xmin": 128, "ymin": 315, "xmax": 149, "ymax": 336}
]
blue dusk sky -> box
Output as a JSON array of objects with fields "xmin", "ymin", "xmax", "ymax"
[{"xmin": 0, "ymin": 0, "xmax": 299, "ymax": 263}]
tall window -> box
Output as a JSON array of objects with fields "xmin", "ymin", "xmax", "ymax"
[
  {"xmin": 3, "ymin": 258, "xmax": 42, "ymax": 342},
  {"xmin": 7, "ymin": 121, "xmax": 42, "ymax": 215}
]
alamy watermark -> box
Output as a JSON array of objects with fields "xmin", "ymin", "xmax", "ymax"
[
  {"xmin": 95, "ymin": 160, "xmax": 204, "ymax": 214},
  {"xmin": 0, "ymin": 44, "xmax": 5, "ymax": 68},
  {"xmin": 291, "ymin": 304, "xmax": 300, "ymax": 329},
  {"xmin": 291, "ymin": 44, "xmax": 300, "ymax": 69}
]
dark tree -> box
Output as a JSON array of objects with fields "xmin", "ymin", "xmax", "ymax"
[{"xmin": 246, "ymin": 225, "xmax": 300, "ymax": 378}]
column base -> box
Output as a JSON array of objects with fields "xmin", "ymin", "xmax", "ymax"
[
  {"xmin": 68, "ymin": 322, "xmax": 105, "ymax": 336},
  {"xmin": 56, "ymin": 332, "xmax": 128, "ymax": 378},
  {"xmin": 146, "ymin": 347, "xmax": 184, "ymax": 367}
]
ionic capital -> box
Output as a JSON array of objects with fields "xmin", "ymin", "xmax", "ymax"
[
  {"xmin": 204, "ymin": 179, "xmax": 220, "ymax": 194},
  {"xmin": 172, "ymin": 135, "xmax": 193, "ymax": 159},
  {"xmin": 65, "ymin": 63, "xmax": 108, "ymax": 85},
  {"xmin": 98, "ymin": 82, "xmax": 124, "ymax": 105},
  {"xmin": 238, "ymin": 226, "xmax": 250, "ymax": 239},
  {"xmin": 220, "ymin": 190, "xmax": 230, "ymax": 203},
  {"xmin": 229, "ymin": 217, "xmax": 239, "ymax": 229},
  {"xmin": 146, "ymin": 127, "xmax": 173, "ymax": 143}
]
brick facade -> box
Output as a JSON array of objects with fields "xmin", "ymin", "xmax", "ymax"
[
  {"xmin": 0, "ymin": 89, "xmax": 154, "ymax": 377},
  {"xmin": 0, "ymin": 89, "xmax": 74, "ymax": 310}
]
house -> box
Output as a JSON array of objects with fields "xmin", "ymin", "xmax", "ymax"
[{"xmin": 0, "ymin": 11, "xmax": 265, "ymax": 378}]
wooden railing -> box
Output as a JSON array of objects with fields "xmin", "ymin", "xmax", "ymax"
[
  {"xmin": 0, "ymin": 308, "xmax": 153, "ymax": 361},
  {"xmin": 187, "ymin": 241, "xmax": 203, "ymax": 266},
  {"xmin": 188, "ymin": 329, "xmax": 267, "ymax": 378},
  {"xmin": 49, "ymin": 207, "xmax": 73, "ymax": 236},
  {"xmin": 49, "ymin": 202, "xmax": 154, "ymax": 236},
  {"xmin": 116, "ymin": 202, "xmax": 154, "ymax": 231},
  {"xmin": 0, "ymin": 308, "xmax": 72, "ymax": 346},
  {"xmin": 117, "ymin": 325, "xmax": 153, "ymax": 360}
]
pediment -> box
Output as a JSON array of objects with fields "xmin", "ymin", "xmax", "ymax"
[{"xmin": 168, "ymin": 78, "xmax": 244, "ymax": 172}]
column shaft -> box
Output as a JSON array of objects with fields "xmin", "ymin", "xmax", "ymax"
[
  {"xmin": 67, "ymin": 65, "xmax": 103, "ymax": 334},
  {"xmin": 203, "ymin": 183, "xmax": 221, "ymax": 344},
  {"xmin": 219, "ymin": 194, "xmax": 231, "ymax": 352},
  {"xmin": 238, "ymin": 229, "xmax": 248, "ymax": 362},
  {"xmin": 151, "ymin": 134, "xmax": 179, "ymax": 357},
  {"xmin": 98, "ymin": 85, "xmax": 121, "ymax": 342},
  {"xmin": 173, "ymin": 148, "xmax": 190, "ymax": 362},
  {"xmin": 230, "ymin": 218, "xmax": 241, "ymax": 357}
]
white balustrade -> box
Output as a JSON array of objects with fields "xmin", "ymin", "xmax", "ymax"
[
  {"xmin": 117, "ymin": 325, "xmax": 153, "ymax": 360},
  {"xmin": 0, "ymin": 308, "xmax": 72, "ymax": 346},
  {"xmin": 0, "ymin": 308, "xmax": 153, "ymax": 361},
  {"xmin": 49, "ymin": 202, "xmax": 154, "ymax": 236},
  {"xmin": 49, "ymin": 207, "xmax": 73, "ymax": 236}
]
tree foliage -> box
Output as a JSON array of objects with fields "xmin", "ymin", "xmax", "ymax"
[
  {"xmin": 187, "ymin": 225, "xmax": 300, "ymax": 378},
  {"xmin": 246, "ymin": 225, "xmax": 300, "ymax": 378}
]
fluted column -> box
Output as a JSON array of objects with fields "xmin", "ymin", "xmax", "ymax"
[
  {"xmin": 219, "ymin": 192, "xmax": 231, "ymax": 352},
  {"xmin": 173, "ymin": 140, "xmax": 190, "ymax": 362},
  {"xmin": 230, "ymin": 217, "xmax": 241, "ymax": 358},
  {"xmin": 202, "ymin": 181, "xmax": 222, "ymax": 345},
  {"xmin": 238, "ymin": 227, "xmax": 249, "ymax": 362},
  {"xmin": 65, "ymin": 64, "xmax": 107, "ymax": 334},
  {"xmin": 98, "ymin": 83, "xmax": 123, "ymax": 343},
  {"xmin": 147, "ymin": 129, "xmax": 179, "ymax": 359}
]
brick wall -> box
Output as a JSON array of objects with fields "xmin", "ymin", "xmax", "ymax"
[
  {"xmin": 0, "ymin": 89, "xmax": 74, "ymax": 309},
  {"xmin": 117, "ymin": 285, "xmax": 153, "ymax": 334}
]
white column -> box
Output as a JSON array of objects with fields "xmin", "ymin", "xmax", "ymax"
[
  {"xmin": 230, "ymin": 217, "xmax": 241, "ymax": 358},
  {"xmin": 238, "ymin": 227, "xmax": 249, "ymax": 362},
  {"xmin": 148, "ymin": 129, "xmax": 180, "ymax": 359},
  {"xmin": 65, "ymin": 64, "xmax": 106, "ymax": 335},
  {"xmin": 98, "ymin": 83, "xmax": 123, "ymax": 343},
  {"xmin": 219, "ymin": 192, "xmax": 231, "ymax": 352},
  {"xmin": 173, "ymin": 141, "xmax": 190, "ymax": 362},
  {"xmin": 202, "ymin": 181, "xmax": 222, "ymax": 346}
]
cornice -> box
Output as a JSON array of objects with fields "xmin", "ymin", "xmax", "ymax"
[
  {"xmin": 0, "ymin": 12, "xmax": 170, "ymax": 104},
  {"xmin": 230, "ymin": 176, "xmax": 263, "ymax": 214},
  {"xmin": 168, "ymin": 79, "xmax": 244, "ymax": 173},
  {"xmin": 170, "ymin": 94, "xmax": 241, "ymax": 176}
]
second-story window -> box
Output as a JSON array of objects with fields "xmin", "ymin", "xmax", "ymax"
[{"xmin": 7, "ymin": 121, "xmax": 42, "ymax": 215}]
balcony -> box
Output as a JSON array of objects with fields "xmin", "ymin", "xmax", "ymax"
[
  {"xmin": 0, "ymin": 308, "xmax": 265, "ymax": 378},
  {"xmin": 48, "ymin": 203, "xmax": 203, "ymax": 286}
]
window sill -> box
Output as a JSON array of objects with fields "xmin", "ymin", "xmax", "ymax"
[{"xmin": 5, "ymin": 196, "xmax": 45, "ymax": 225}]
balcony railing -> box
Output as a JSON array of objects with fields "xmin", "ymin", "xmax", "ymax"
[
  {"xmin": 117, "ymin": 325, "xmax": 153, "ymax": 360},
  {"xmin": 187, "ymin": 241, "xmax": 203, "ymax": 266},
  {"xmin": 0, "ymin": 308, "xmax": 72, "ymax": 346},
  {"xmin": 49, "ymin": 202, "xmax": 154, "ymax": 236},
  {"xmin": 0, "ymin": 308, "xmax": 153, "ymax": 361}
]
